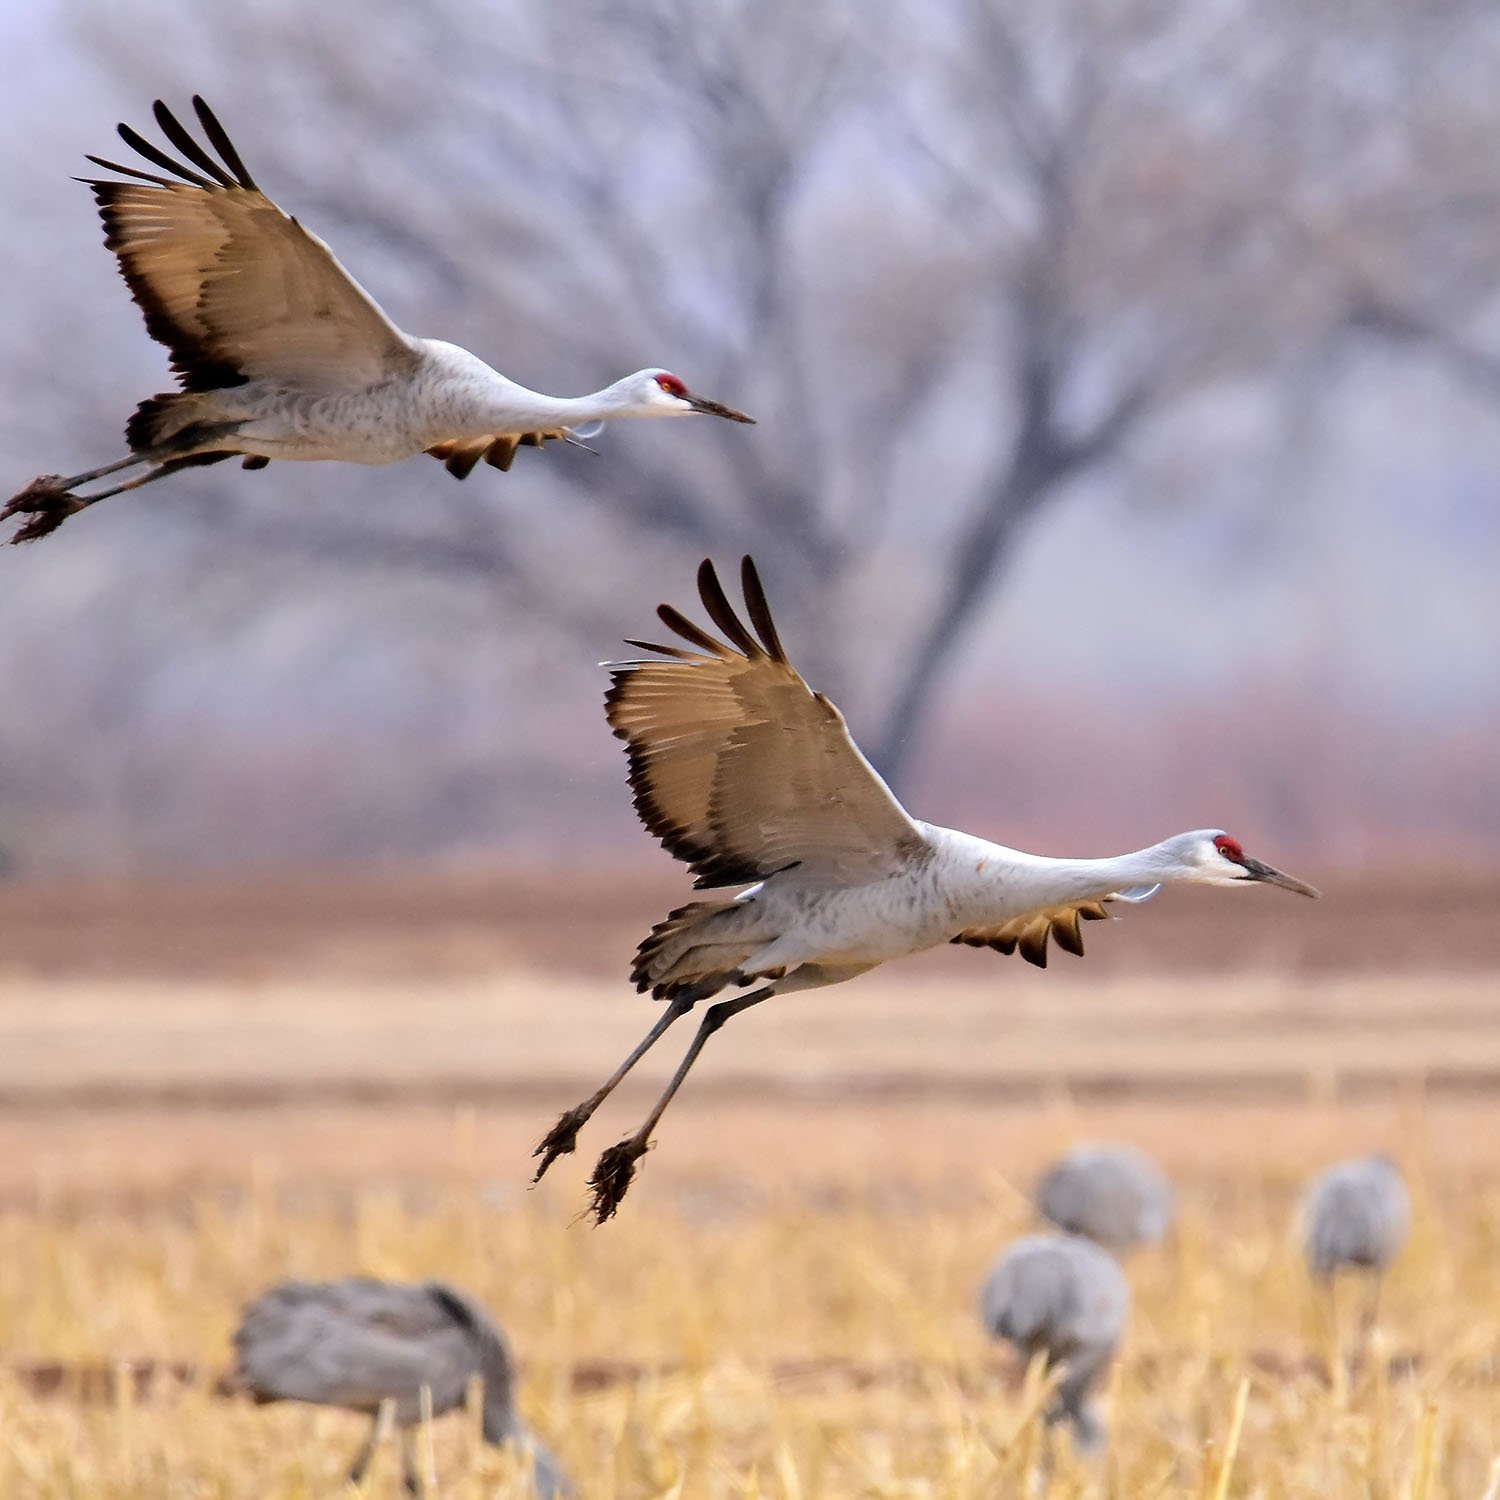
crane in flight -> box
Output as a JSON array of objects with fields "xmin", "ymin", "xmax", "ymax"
[
  {"xmin": 533, "ymin": 556, "xmax": 1321, "ymax": 1222},
  {"xmin": 3, "ymin": 96, "xmax": 753, "ymax": 543}
]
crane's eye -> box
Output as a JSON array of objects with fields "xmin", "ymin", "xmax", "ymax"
[
  {"xmin": 1213, "ymin": 835, "xmax": 1244, "ymax": 862},
  {"xmin": 655, "ymin": 374, "xmax": 688, "ymax": 398}
]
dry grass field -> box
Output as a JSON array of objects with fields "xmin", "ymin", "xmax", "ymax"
[{"xmin": 1, "ymin": 870, "xmax": 1498, "ymax": 1497}]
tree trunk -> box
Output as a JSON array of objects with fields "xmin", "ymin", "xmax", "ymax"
[{"xmin": 869, "ymin": 433, "xmax": 1068, "ymax": 788}]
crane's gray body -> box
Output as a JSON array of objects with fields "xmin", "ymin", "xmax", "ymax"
[
  {"xmin": 1301, "ymin": 1156, "xmax": 1410, "ymax": 1281},
  {"xmin": 232, "ymin": 1278, "xmax": 566, "ymax": 1496},
  {"xmin": 1035, "ymin": 1143, "xmax": 1174, "ymax": 1252},
  {"xmin": 979, "ymin": 1234, "xmax": 1130, "ymax": 1455}
]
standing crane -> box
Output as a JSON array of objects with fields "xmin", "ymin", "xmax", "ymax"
[
  {"xmin": 1035, "ymin": 1143, "xmax": 1175, "ymax": 1254},
  {"xmin": 3, "ymin": 96, "xmax": 753, "ymax": 543},
  {"xmin": 532, "ymin": 556, "xmax": 1321, "ymax": 1222},
  {"xmin": 979, "ymin": 1233, "xmax": 1130, "ymax": 1457},
  {"xmin": 1300, "ymin": 1154, "xmax": 1410, "ymax": 1353},
  {"xmin": 228, "ymin": 1278, "xmax": 568, "ymax": 1498}
]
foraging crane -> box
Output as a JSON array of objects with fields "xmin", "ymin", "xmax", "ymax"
[
  {"xmin": 1300, "ymin": 1154, "xmax": 1410, "ymax": 1349},
  {"xmin": 532, "ymin": 556, "xmax": 1321, "ymax": 1222},
  {"xmin": 2, "ymin": 96, "xmax": 753, "ymax": 543},
  {"xmin": 1035, "ymin": 1143, "xmax": 1174, "ymax": 1254},
  {"xmin": 229, "ymin": 1278, "xmax": 567, "ymax": 1498},
  {"xmin": 979, "ymin": 1233, "xmax": 1130, "ymax": 1457}
]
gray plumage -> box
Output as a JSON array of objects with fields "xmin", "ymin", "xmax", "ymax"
[
  {"xmin": 1035, "ymin": 1143, "xmax": 1174, "ymax": 1253},
  {"xmin": 1301, "ymin": 1155, "xmax": 1410, "ymax": 1281},
  {"xmin": 231, "ymin": 1278, "xmax": 566, "ymax": 1497},
  {"xmin": 978, "ymin": 1233, "xmax": 1130, "ymax": 1456}
]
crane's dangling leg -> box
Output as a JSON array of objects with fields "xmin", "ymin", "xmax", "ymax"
[
  {"xmin": 531, "ymin": 995, "xmax": 697, "ymax": 1182},
  {"xmin": 588, "ymin": 986, "xmax": 775, "ymax": 1223},
  {"xmin": 5, "ymin": 421, "xmax": 244, "ymax": 542},
  {"xmin": 4, "ymin": 453, "xmax": 238, "ymax": 543}
]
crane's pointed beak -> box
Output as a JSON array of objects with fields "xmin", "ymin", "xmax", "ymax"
[
  {"xmin": 1241, "ymin": 854, "xmax": 1321, "ymax": 898},
  {"xmin": 685, "ymin": 392, "xmax": 756, "ymax": 423}
]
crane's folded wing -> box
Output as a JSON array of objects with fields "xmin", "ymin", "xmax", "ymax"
[
  {"xmin": 424, "ymin": 430, "xmax": 569, "ymax": 478},
  {"xmin": 951, "ymin": 898, "xmax": 1118, "ymax": 968}
]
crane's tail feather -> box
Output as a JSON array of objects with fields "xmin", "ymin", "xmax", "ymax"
[
  {"xmin": 632, "ymin": 901, "xmax": 781, "ymax": 1000},
  {"xmin": 124, "ymin": 391, "xmax": 245, "ymax": 455}
]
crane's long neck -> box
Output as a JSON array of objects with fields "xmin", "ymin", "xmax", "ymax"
[
  {"xmin": 966, "ymin": 836, "xmax": 1189, "ymax": 912},
  {"xmin": 501, "ymin": 376, "xmax": 644, "ymax": 429}
]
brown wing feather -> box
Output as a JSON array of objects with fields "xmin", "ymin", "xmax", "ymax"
[
  {"xmin": 84, "ymin": 98, "xmax": 415, "ymax": 392},
  {"xmin": 423, "ymin": 430, "xmax": 569, "ymax": 478},
  {"xmin": 951, "ymin": 900, "xmax": 1114, "ymax": 969},
  {"xmin": 606, "ymin": 557, "xmax": 928, "ymax": 889}
]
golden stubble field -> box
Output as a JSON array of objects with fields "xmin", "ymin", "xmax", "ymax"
[{"xmin": 1, "ymin": 871, "xmax": 1498, "ymax": 1497}]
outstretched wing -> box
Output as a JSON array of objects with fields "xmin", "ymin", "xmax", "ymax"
[
  {"xmin": 607, "ymin": 557, "xmax": 930, "ymax": 889},
  {"xmin": 84, "ymin": 96, "xmax": 417, "ymax": 392}
]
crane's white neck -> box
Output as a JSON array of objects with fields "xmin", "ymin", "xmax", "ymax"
[
  {"xmin": 955, "ymin": 830, "xmax": 1240, "ymax": 912},
  {"xmin": 511, "ymin": 374, "xmax": 670, "ymax": 428},
  {"xmin": 999, "ymin": 850, "xmax": 1170, "ymax": 909}
]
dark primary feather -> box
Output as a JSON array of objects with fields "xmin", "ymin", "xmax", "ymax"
[
  {"xmin": 190, "ymin": 96, "xmax": 258, "ymax": 188},
  {"xmin": 696, "ymin": 557, "xmax": 768, "ymax": 658},
  {"xmin": 739, "ymin": 556, "xmax": 789, "ymax": 663},
  {"xmin": 115, "ymin": 120, "xmax": 219, "ymax": 189}
]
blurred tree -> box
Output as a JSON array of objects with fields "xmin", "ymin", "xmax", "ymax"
[
  {"xmin": 60, "ymin": 0, "xmax": 1313, "ymax": 778},
  {"xmin": 2, "ymin": 0, "xmax": 1497, "ymax": 869}
]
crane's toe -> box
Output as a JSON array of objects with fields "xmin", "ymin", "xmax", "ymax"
[
  {"xmin": 531, "ymin": 1104, "xmax": 596, "ymax": 1182},
  {"xmin": 4, "ymin": 477, "xmax": 87, "ymax": 543},
  {"xmin": 588, "ymin": 1137, "xmax": 650, "ymax": 1223}
]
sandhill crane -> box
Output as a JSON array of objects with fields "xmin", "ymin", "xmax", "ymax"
[
  {"xmin": 229, "ymin": 1278, "xmax": 567, "ymax": 1498},
  {"xmin": 2, "ymin": 96, "xmax": 753, "ymax": 543},
  {"xmin": 1300, "ymin": 1154, "xmax": 1410, "ymax": 1351},
  {"xmin": 532, "ymin": 556, "xmax": 1321, "ymax": 1222},
  {"xmin": 979, "ymin": 1233, "xmax": 1130, "ymax": 1457},
  {"xmin": 1035, "ymin": 1143, "xmax": 1174, "ymax": 1254}
]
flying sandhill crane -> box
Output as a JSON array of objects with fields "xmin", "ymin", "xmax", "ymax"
[
  {"xmin": 979, "ymin": 1233, "xmax": 1130, "ymax": 1457},
  {"xmin": 1300, "ymin": 1154, "xmax": 1410, "ymax": 1353},
  {"xmin": 2, "ymin": 96, "xmax": 753, "ymax": 543},
  {"xmin": 1035, "ymin": 1143, "xmax": 1175, "ymax": 1254},
  {"xmin": 229, "ymin": 1278, "xmax": 567, "ymax": 1498},
  {"xmin": 532, "ymin": 556, "xmax": 1321, "ymax": 1222}
]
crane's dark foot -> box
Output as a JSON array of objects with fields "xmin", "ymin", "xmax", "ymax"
[
  {"xmin": 3, "ymin": 476, "xmax": 87, "ymax": 543},
  {"xmin": 532, "ymin": 1102, "xmax": 598, "ymax": 1183},
  {"xmin": 588, "ymin": 1136, "xmax": 650, "ymax": 1223}
]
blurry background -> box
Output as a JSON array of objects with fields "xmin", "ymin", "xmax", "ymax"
[
  {"xmin": 1, "ymin": 0, "xmax": 1498, "ymax": 876},
  {"xmin": 3, "ymin": 6, "xmax": 1500, "ymax": 1494}
]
